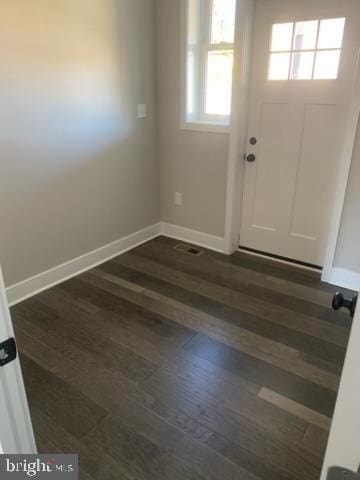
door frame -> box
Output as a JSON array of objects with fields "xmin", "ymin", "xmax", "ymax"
[
  {"xmin": 224, "ymin": 0, "xmax": 360, "ymax": 286},
  {"xmin": 0, "ymin": 265, "xmax": 36, "ymax": 454},
  {"xmin": 224, "ymin": 0, "xmax": 256, "ymax": 254}
]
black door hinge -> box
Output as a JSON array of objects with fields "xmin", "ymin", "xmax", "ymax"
[{"xmin": 0, "ymin": 338, "xmax": 17, "ymax": 367}]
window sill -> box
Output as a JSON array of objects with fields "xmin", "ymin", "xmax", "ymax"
[{"xmin": 180, "ymin": 121, "xmax": 230, "ymax": 134}]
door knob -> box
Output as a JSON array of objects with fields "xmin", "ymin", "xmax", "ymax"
[
  {"xmin": 332, "ymin": 292, "xmax": 358, "ymax": 318},
  {"xmin": 246, "ymin": 154, "xmax": 256, "ymax": 163}
]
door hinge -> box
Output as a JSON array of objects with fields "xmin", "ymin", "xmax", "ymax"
[{"xmin": 0, "ymin": 338, "xmax": 17, "ymax": 367}]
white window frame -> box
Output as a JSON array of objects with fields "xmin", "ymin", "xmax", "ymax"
[{"xmin": 180, "ymin": 0, "xmax": 235, "ymax": 133}]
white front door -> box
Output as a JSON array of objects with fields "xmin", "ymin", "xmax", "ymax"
[
  {"xmin": 321, "ymin": 291, "xmax": 360, "ymax": 479},
  {"xmin": 240, "ymin": 0, "xmax": 360, "ymax": 266},
  {"xmin": 0, "ymin": 266, "xmax": 36, "ymax": 454}
]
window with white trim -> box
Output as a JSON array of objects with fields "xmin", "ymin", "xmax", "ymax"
[
  {"xmin": 268, "ymin": 18, "xmax": 346, "ymax": 81},
  {"xmin": 184, "ymin": 0, "xmax": 236, "ymax": 129}
]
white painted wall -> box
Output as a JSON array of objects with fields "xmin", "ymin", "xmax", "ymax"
[{"xmin": 0, "ymin": 0, "xmax": 160, "ymax": 287}]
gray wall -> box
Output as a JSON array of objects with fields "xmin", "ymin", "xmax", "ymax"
[
  {"xmin": 0, "ymin": 0, "xmax": 160, "ymax": 286},
  {"xmin": 335, "ymin": 119, "xmax": 360, "ymax": 274},
  {"xmin": 156, "ymin": 0, "xmax": 229, "ymax": 238}
]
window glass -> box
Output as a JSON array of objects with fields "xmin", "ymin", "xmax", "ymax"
[
  {"xmin": 290, "ymin": 51, "xmax": 315, "ymax": 79},
  {"xmin": 271, "ymin": 23, "xmax": 293, "ymax": 52},
  {"xmin": 205, "ymin": 51, "xmax": 234, "ymax": 115},
  {"xmin": 293, "ymin": 21, "xmax": 318, "ymax": 50},
  {"xmin": 211, "ymin": 0, "xmax": 236, "ymax": 44},
  {"xmin": 187, "ymin": 52, "xmax": 195, "ymax": 115},
  {"xmin": 268, "ymin": 53, "xmax": 291, "ymax": 80},
  {"xmin": 314, "ymin": 50, "xmax": 341, "ymax": 80},
  {"xmin": 317, "ymin": 18, "xmax": 345, "ymax": 49}
]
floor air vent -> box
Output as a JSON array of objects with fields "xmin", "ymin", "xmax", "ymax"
[{"xmin": 174, "ymin": 243, "xmax": 205, "ymax": 257}]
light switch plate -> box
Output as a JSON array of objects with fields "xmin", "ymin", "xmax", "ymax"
[{"xmin": 137, "ymin": 104, "xmax": 147, "ymax": 119}]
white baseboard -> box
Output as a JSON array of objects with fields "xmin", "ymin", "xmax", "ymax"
[
  {"xmin": 6, "ymin": 223, "xmax": 162, "ymax": 306},
  {"xmin": 161, "ymin": 223, "xmax": 225, "ymax": 253},
  {"xmin": 328, "ymin": 268, "xmax": 360, "ymax": 291},
  {"xmin": 6, "ymin": 221, "xmax": 226, "ymax": 307}
]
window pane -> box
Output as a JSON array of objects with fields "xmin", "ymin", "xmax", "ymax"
[
  {"xmin": 187, "ymin": 51, "xmax": 195, "ymax": 116},
  {"xmin": 211, "ymin": 0, "xmax": 236, "ymax": 44},
  {"xmin": 317, "ymin": 18, "xmax": 345, "ymax": 49},
  {"xmin": 313, "ymin": 50, "xmax": 341, "ymax": 79},
  {"xmin": 290, "ymin": 51, "xmax": 315, "ymax": 79},
  {"xmin": 205, "ymin": 51, "xmax": 233, "ymax": 115},
  {"xmin": 293, "ymin": 21, "xmax": 318, "ymax": 50},
  {"xmin": 268, "ymin": 53, "xmax": 290, "ymax": 80},
  {"xmin": 271, "ymin": 23, "xmax": 294, "ymax": 52}
]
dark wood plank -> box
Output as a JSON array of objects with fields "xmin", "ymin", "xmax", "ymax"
[
  {"xmin": 258, "ymin": 387, "xmax": 331, "ymax": 430},
  {"xmin": 20, "ymin": 354, "xmax": 107, "ymax": 439},
  {"xmin": 10, "ymin": 236, "xmax": 350, "ymax": 480},
  {"xmin": 154, "ymin": 236, "xmax": 352, "ymax": 297},
  {"xmin": 141, "ymin": 368, "xmax": 308, "ymax": 443},
  {"xmin": 15, "ymin": 322, "xmax": 137, "ymax": 413},
  {"xmin": 207, "ymin": 431, "xmax": 321, "ymax": 480},
  {"xmin": 83, "ymin": 397, "xmax": 260, "ymax": 480},
  {"xmin": 113, "ymin": 252, "xmax": 348, "ymax": 360},
  {"xmin": 37, "ymin": 286, "xmax": 194, "ymax": 367},
  {"xmin": 140, "ymin": 369, "xmax": 321, "ymax": 480},
  {"xmin": 134, "ymin": 237, "xmax": 352, "ymax": 328},
  {"xmin": 15, "ymin": 318, "xmax": 213, "ymax": 446},
  {"xmin": 303, "ymin": 425, "xmax": 329, "ymax": 456},
  {"xmin": 82, "ymin": 266, "xmax": 340, "ymax": 390},
  {"xmin": 13, "ymin": 295, "xmax": 158, "ymax": 385},
  {"xmin": 31, "ymin": 406, "xmax": 131, "ymax": 480},
  {"xmin": 183, "ymin": 334, "xmax": 337, "ymax": 417}
]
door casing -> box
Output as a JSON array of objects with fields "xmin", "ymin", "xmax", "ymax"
[{"xmin": 0, "ymin": 266, "xmax": 36, "ymax": 454}]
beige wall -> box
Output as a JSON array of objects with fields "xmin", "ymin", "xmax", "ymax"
[
  {"xmin": 335, "ymin": 120, "xmax": 360, "ymax": 274},
  {"xmin": 0, "ymin": 0, "xmax": 160, "ymax": 286},
  {"xmin": 2, "ymin": 0, "xmax": 357, "ymax": 289},
  {"xmin": 156, "ymin": 0, "xmax": 229, "ymax": 238}
]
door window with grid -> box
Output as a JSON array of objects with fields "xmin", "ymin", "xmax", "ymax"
[{"xmin": 268, "ymin": 18, "xmax": 345, "ymax": 80}]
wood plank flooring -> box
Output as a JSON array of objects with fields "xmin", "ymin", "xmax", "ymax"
[{"xmin": 11, "ymin": 236, "xmax": 352, "ymax": 480}]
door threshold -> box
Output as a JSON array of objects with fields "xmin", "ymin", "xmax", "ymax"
[{"xmin": 238, "ymin": 246, "xmax": 322, "ymax": 273}]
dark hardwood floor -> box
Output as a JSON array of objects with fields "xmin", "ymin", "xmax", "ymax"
[{"xmin": 11, "ymin": 236, "xmax": 352, "ymax": 480}]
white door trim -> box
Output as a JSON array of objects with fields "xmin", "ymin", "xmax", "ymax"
[
  {"xmin": 0, "ymin": 266, "xmax": 36, "ymax": 454},
  {"xmin": 224, "ymin": 0, "xmax": 255, "ymax": 254}
]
